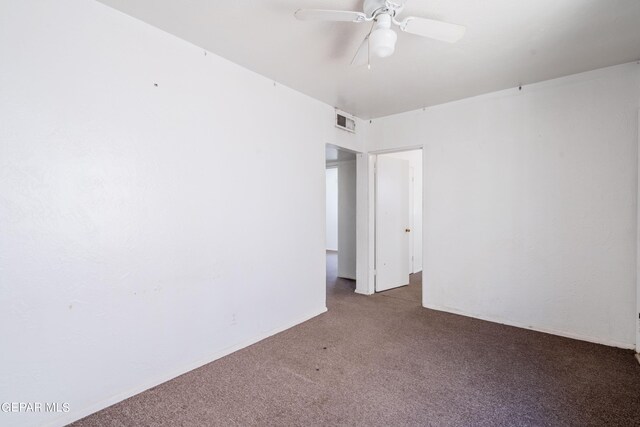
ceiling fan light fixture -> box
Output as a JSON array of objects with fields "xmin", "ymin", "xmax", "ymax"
[
  {"xmin": 370, "ymin": 27, "xmax": 397, "ymax": 57},
  {"xmin": 369, "ymin": 14, "xmax": 397, "ymax": 58},
  {"xmin": 295, "ymin": 1, "xmax": 466, "ymax": 64}
]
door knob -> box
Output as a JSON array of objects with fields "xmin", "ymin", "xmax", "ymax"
[{"xmin": 405, "ymin": 228, "xmax": 411, "ymax": 233}]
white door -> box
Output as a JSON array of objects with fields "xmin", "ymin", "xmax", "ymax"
[{"xmin": 375, "ymin": 156, "xmax": 411, "ymax": 292}]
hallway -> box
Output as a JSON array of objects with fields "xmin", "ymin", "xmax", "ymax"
[
  {"xmin": 325, "ymin": 250, "xmax": 421, "ymax": 304},
  {"xmin": 75, "ymin": 254, "xmax": 640, "ymax": 426}
]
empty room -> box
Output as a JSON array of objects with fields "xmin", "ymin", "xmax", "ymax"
[{"xmin": 2, "ymin": 1, "xmax": 640, "ymax": 426}]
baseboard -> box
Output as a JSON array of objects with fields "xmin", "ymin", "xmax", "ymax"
[
  {"xmin": 423, "ymin": 302, "xmax": 635, "ymax": 350},
  {"xmin": 635, "ymin": 353, "xmax": 640, "ymax": 366},
  {"xmin": 47, "ymin": 306, "xmax": 328, "ymax": 427}
]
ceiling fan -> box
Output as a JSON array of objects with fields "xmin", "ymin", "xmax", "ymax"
[{"xmin": 294, "ymin": 0, "xmax": 465, "ymax": 67}]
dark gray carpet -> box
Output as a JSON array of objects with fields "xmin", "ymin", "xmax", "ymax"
[{"xmin": 73, "ymin": 251, "xmax": 640, "ymax": 426}]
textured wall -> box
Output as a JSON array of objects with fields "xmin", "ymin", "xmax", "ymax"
[
  {"xmin": 367, "ymin": 63, "xmax": 640, "ymax": 348},
  {"xmin": 0, "ymin": 1, "xmax": 359, "ymax": 425}
]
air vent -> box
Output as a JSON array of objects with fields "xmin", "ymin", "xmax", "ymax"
[{"xmin": 335, "ymin": 109, "xmax": 356, "ymax": 133}]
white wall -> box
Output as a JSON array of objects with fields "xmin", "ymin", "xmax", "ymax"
[
  {"xmin": 0, "ymin": 1, "xmax": 360, "ymax": 426},
  {"xmin": 637, "ymin": 109, "xmax": 640, "ymax": 354},
  {"xmin": 381, "ymin": 150, "xmax": 423, "ymax": 273},
  {"xmin": 367, "ymin": 63, "xmax": 640, "ymax": 349},
  {"xmin": 338, "ymin": 160, "xmax": 357, "ymax": 279},
  {"xmin": 326, "ymin": 168, "xmax": 338, "ymax": 251}
]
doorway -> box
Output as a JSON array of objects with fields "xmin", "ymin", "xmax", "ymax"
[
  {"xmin": 325, "ymin": 144, "xmax": 358, "ymax": 298},
  {"xmin": 374, "ymin": 149, "xmax": 423, "ymax": 300}
]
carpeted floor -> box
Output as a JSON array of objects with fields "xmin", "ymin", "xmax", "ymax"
[{"xmin": 74, "ymin": 251, "xmax": 640, "ymax": 426}]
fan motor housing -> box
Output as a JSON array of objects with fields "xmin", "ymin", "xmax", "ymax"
[{"xmin": 363, "ymin": 0, "xmax": 405, "ymax": 18}]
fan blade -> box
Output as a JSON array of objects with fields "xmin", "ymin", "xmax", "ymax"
[
  {"xmin": 295, "ymin": 9, "xmax": 367, "ymax": 23},
  {"xmin": 399, "ymin": 17, "xmax": 466, "ymax": 43}
]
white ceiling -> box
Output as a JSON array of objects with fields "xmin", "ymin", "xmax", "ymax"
[{"xmin": 97, "ymin": 0, "xmax": 640, "ymax": 119}]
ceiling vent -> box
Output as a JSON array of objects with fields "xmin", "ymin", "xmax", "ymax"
[{"xmin": 335, "ymin": 109, "xmax": 356, "ymax": 133}]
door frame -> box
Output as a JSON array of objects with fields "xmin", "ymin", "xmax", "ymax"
[
  {"xmin": 325, "ymin": 143, "xmax": 362, "ymax": 291},
  {"xmin": 367, "ymin": 145, "xmax": 424, "ymax": 297}
]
